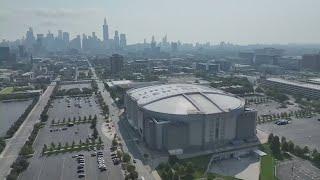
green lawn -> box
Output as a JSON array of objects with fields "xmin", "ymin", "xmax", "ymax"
[
  {"xmin": 0, "ymin": 87, "xmax": 14, "ymax": 94},
  {"xmin": 180, "ymin": 153, "xmax": 212, "ymax": 170},
  {"xmin": 260, "ymin": 155, "xmax": 275, "ymax": 180}
]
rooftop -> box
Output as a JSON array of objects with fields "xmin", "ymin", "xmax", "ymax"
[
  {"xmin": 267, "ymin": 78, "xmax": 320, "ymax": 91},
  {"xmin": 127, "ymin": 84, "xmax": 244, "ymax": 115}
]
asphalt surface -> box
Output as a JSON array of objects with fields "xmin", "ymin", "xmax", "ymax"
[
  {"xmin": 258, "ymin": 116, "xmax": 320, "ymax": 150},
  {"xmin": 0, "ymin": 82, "xmax": 56, "ymax": 178},
  {"xmin": 90, "ymin": 63, "xmax": 155, "ymax": 180},
  {"xmin": 18, "ymin": 85, "xmax": 124, "ymax": 180},
  {"xmin": 277, "ymin": 156, "xmax": 320, "ymax": 180}
]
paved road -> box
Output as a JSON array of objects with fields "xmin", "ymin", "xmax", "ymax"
[
  {"xmin": 89, "ymin": 63, "xmax": 155, "ymax": 180},
  {"xmin": 0, "ymin": 83, "xmax": 56, "ymax": 178}
]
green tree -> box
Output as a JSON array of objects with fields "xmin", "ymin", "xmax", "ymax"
[
  {"xmin": 42, "ymin": 144, "xmax": 47, "ymax": 154},
  {"xmin": 71, "ymin": 140, "xmax": 75, "ymax": 148},
  {"xmin": 303, "ymin": 146, "xmax": 310, "ymax": 154},
  {"xmin": 268, "ymin": 133, "xmax": 274, "ymax": 144},
  {"xmin": 117, "ymin": 150, "xmax": 123, "ymax": 159},
  {"xmin": 65, "ymin": 142, "xmax": 69, "ymax": 149},
  {"xmin": 58, "ymin": 142, "xmax": 62, "ymax": 150},
  {"xmin": 98, "ymin": 137, "xmax": 102, "ymax": 144},
  {"xmin": 123, "ymin": 153, "xmax": 131, "ymax": 163},
  {"xmin": 127, "ymin": 164, "xmax": 136, "ymax": 173},
  {"xmin": 93, "ymin": 128, "xmax": 98, "ymax": 139},
  {"xmin": 271, "ymin": 136, "xmax": 281, "ymax": 155},
  {"xmin": 288, "ymin": 140, "xmax": 295, "ymax": 153},
  {"xmin": 294, "ymin": 145, "xmax": 303, "ymax": 157}
]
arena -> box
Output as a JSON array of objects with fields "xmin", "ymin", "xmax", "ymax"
[{"xmin": 124, "ymin": 84, "xmax": 257, "ymax": 153}]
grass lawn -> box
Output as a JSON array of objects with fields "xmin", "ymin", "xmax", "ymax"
[
  {"xmin": 260, "ymin": 155, "xmax": 275, "ymax": 180},
  {"xmin": 180, "ymin": 153, "xmax": 212, "ymax": 170},
  {"xmin": 0, "ymin": 87, "xmax": 14, "ymax": 94}
]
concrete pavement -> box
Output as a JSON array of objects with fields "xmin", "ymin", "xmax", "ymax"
[
  {"xmin": 89, "ymin": 63, "xmax": 155, "ymax": 180},
  {"xmin": 0, "ymin": 83, "xmax": 56, "ymax": 178}
]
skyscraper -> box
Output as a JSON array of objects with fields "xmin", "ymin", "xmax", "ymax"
[
  {"xmin": 120, "ymin": 33, "xmax": 127, "ymax": 49},
  {"xmin": 110, "ymin": 54, "xmax": 124, "ymax": 75},
  {"xmin": 25, "ymin": 27, "xmax": 35, "ymax": 50},
  {"xmin": 103, "ymin": 18, "xmax": 109, "ymax": 42},
  {"xmin": 63, "ymin": 32, "xmax": 70, "ymax": 44},
  {"xmin": 58, "ymin": 30, "xmax": 63, "ymax": 40},
  {"xmin": 114, "ymin": 31, "xmax": 120, "ymax": 49}
]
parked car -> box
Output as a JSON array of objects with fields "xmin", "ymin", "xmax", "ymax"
[
  {"xmin": 78, "ymin": 174, "xmax": 85, "ymax": 178},
  {"xmin": 275, "ymin": 119, "xmax": 289, "ymax": 125}
]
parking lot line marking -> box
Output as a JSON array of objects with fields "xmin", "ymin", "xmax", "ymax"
[
  {"xmin": 37, "ymin": 160, "xmax": 45, "ymax": 180},
  {"xmin": 60, "ymin": 158, "xmax": 65, "ymax": 180}
]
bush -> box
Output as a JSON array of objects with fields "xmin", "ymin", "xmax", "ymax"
[{"xmin": 123, "ymin": 153, "xmax": 131, "ymax": 163}]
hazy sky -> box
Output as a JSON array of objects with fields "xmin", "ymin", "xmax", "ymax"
[{"xmin": 1, "ymin": 0, "xmax": 320, "ymax": 44}]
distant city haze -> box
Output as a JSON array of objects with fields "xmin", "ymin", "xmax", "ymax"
[{"xmin": 1, "ymin": 0, "xmax": 320, "ymax": 44}]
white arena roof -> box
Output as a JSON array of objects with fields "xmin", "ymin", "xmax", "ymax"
[{"xmin": 127, "ymin": 84, "xmax": 244, "ymax": 115}]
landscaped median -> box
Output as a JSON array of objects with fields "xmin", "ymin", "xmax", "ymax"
[{"xmin": 42, "ymin": 137, "xmax": 104, "ymax": 156}]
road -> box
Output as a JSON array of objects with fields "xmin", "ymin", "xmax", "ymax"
[
  {"xmin": 0, "ymin": 82, "xmax": 56, "ymax": 178},
  {"xmin": 89, "ymin": 62, "xmax": 155, "ymax": 180}
]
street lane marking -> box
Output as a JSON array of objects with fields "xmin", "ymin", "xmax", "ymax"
[{"xmin": 60, "ymin": 158, "xmax": 65, "ymax": 180}]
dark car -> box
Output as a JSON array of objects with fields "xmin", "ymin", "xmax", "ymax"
[
  {"xmin": 77, "ymin": 166, "xmax": 84, "ymax": 169},
  {"xmin": 78, "ymin": 174, "xmax": 85, "ymax": 178},
  {"xmin": 77, "ymin": 170, "xmax": 85, "ymax": 173}
]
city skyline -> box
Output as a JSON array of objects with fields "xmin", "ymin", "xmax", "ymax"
[{"xmin": 1, "ymin": 0, "xmax": 320, "ymax": 45}]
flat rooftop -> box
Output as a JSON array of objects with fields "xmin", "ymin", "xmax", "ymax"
[{"xmin": 267, "ymin": 78, "xmax": 320, "ymax": 91}]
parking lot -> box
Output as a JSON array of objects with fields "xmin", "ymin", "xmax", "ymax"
[
  {"xmin": 19, "ymin": 150, "xmax": 123, "ymax": 180},
  {"xmin": 277, "ymin": 156, "xmax": 320, "ymax": 180},
  {"xmin": 258, "ymin": 116, "xmax": 320, "ymax": 150},
  {"xmin": 49, "ymin": 95, "xmax": 102, "ymax": 120},
  {"xmin": 19, "ymin": 90, "xmax": 123, "ymax": 180},
  {"xmin": 248, "ymin": 99, "xmax": 300, "ymax": 117}
]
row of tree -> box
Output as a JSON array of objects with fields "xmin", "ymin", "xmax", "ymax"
[
  {"xmin": 42, "ymin": 137, "xmax": 103, "ymax": 155},
  {"xmin": 7, "ymin": 122, "xmax": 43, "ymax": 180},
  {"xmin": 51, "ymin": 114, "xmax": 97, "ymax": 125},
  {"xmin": 268, "ymin": 134, "xmax": 320, "ymax": 167},
  {"xmin": 257, "ymin": 109, "xmax": 313, "ymax": 124}
]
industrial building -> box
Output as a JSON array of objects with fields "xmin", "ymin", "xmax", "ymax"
[
  {"xmin": 124, "ymin": 84, "xmax": 257, "ymax": 153},
  {"xmin": 262, "ymin": 78, "xmax": 320, "ymax": 99}
]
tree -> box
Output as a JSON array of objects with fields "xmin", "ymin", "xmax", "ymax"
[
  {"xmin": 58, "ymin": 142, "xmax": 62, "ymax": 150},
  {"xmin": 42, "ymin": 144, "xmax": 47, "ymax": 154},
  {"xmin": 268, "ymin": 133, "xmax": 274, "ymax": 144},
  {"xmin": 51, "ymin": 119, "xmax": 55, "ymax": 125},
  {"xmin": 98, "ymin": 137, "xmax": 102, "ymax": 144},
  {"xmin": 117, "ymin": 150, "xmax": 123, "ymax": 159},
  {"xmin": 294, "ymin": 145, "xmax": 303, "ymax": 157},
  {"xmin": 288, "ymin": 140, "xmax": 295, "ymax": 153},
  {"xmin": 123, "ymin": 153, "xmax": 131, "ymax": 163},
  {"xmin": 86, "ymin": 138, "xmax": 90, "ymax": 146},
  {"xmin": 71, "ymin": 141, "xmax": 75, "ymax": 148},
  {"xmin": 112, "ymin": 139, "xmax": 118, "ymax": 147},
  {"xmin": 65, "ymin": 142, "xmax": 69, "ymax": 149},
  {"xmin": 93, "ymin": 128, "xmax": 98, "ymax": 139},
  {"xmin": 127, "ymin": 164, "xmax": 136, "ymax": 173},
  {"xmin": 89, "ymin": 115, "xmax": 92, "ymax": 120},
  {"xmin": 271, "ymin": 136, "xmax": 281, "ymax": 155},
  {"xmin": 303, "ymin": 146, "xmax": 310, "ymax": 154},
  {"xmin": 51, "ymin": 142, "xmax": 56, "ymax": 149},
  {"xmin": 168, "ymin": 155, "xmax": 179, "ymax": 165},
  {"xmin": 185, "ymin": 162, "xmax": 195, "ymax": 175},
  {"xmin": 282, "ymin": 141, "xmax": 289, "ymax": 152}
]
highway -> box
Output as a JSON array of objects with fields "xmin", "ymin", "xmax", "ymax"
[
  {"xmin": 89, "ymin": 62, "xmax": 155, "ymax": 180},
  {"xmin": 0, "ymin": 82, "xmax": 56, "ymax": 178}
]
